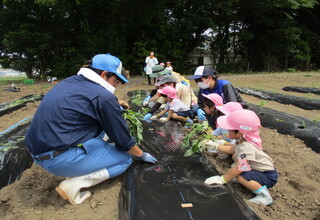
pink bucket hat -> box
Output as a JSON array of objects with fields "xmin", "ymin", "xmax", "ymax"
[
  {"xmin": 158, "ymin": 86, "xmax": 179, "ymax": 99},
  {"xmin": 217, "ymin": 109, "xmax": 262, "ymax": 149},
  {"xmin": 216, "ymin": 102, "xmax": 243, "ymax": 115},
  {"xmin": 202, "ymin": 93, "xmax": 223, "ymax": 106}
]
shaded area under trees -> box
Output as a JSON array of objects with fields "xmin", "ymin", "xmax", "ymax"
[{"xmin": 0, "ymin": 0, "xmax": 319, "ymax": 78}]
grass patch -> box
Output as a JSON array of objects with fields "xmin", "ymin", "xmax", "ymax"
[{"xmin": 0, "ymin": 76, "xmax": 28, "ymax": 85}]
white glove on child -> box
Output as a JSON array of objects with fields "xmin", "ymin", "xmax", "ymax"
[
  {"xmin": 214, "ymin": 139, "xmax": 227, "ymax": 146},
  {"xmin": 205, "ymin": 175, "xmax": 226, "ymax": 185},
  {"xmin": 150, "ymin": 116, "xmax": 158, "ymax": 120},
  {"xmin": 159, "ymin": 117, "xmax": 168, "ymax": 122},
  {"xmin": 204, "ymin": 140, "xmax": 219, "ymax": 150}
]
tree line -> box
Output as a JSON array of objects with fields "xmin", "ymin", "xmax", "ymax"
[{"xmin": 0, "ymin": 0, "xmax": 319, "ymax": 79}]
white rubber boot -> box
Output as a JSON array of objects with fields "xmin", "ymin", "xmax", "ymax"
[
  {"xmin": 55, "ymin": 169, "xmax": 109, "ymax": 205},
  {"xmin": 249, "ymin": 185, "xmax": 273, "ymax": 206}
]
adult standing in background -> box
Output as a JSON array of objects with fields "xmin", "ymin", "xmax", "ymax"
[{"xmin": 145, "ymin": 51, "xmax": 158, "ymax": 85}]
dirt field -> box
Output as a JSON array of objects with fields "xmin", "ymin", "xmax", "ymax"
[{"xmin": 0, "ymin": 72, "xmax": 320, "ymax": 220}]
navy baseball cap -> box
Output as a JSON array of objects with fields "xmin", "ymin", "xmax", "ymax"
[
  {"xmin": 189, "ymin": 66, "xmax": 218, "ymax": 80},
  {"xmin": 91, "ymin": 54, "xmax": 128, "ymax": 83}
]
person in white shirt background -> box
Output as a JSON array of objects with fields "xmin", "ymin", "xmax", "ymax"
[{"xmin": 145, "ymin": 51, "xmax": 158, "ymax": 85}]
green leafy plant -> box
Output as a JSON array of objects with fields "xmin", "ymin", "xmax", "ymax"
[
  {"xmin": 123, "ymin": 110, "xmax": 144, "ymax": 145},
  {"xmin": 130, "ymin": 90, "xmax": 146, "ymax": 106},
  {"xmin": 182, "ymin": 121, "xmax": 214, "ymax": 157},
  {"xmin": 141, "ymin": 107, "xmax": 150, "ymax": 115}
]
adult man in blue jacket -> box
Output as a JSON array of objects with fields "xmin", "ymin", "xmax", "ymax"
[
  {"xmin": 189, "ymin": 66, "xmax": 245, "ymax": 127},
  {"xmin": 25, "ymin": 54, "xmax": 157, "ymax": 205}
]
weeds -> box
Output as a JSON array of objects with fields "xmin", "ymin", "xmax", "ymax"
[{"xmin": 255, "ymin": 85, "xmax": 263, "ymax": 90}]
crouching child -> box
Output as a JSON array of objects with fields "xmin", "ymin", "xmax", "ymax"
[
  {"xmin": 150, "ymin": 86, "xmax": 193, "ymax": 126},
  {"xmin": 204, "ymin": 109, "xmax": 278, "ymax": 206}
]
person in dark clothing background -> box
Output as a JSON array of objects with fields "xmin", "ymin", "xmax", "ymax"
[{"xmin": 189, "ymin": 65, "xmax": 245, "ymax": 124}]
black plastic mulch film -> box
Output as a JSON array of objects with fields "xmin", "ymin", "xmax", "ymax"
[
  {"xmin": 119, "ymin": 91, "xmax": 260, "ymax": 220},
  {"xmin": 0, "ymin": 94, "xmax": 43, "ymax": 117},
  {"xmin": 248, "ymin": 103, "xmax": 320, "ymax": 153},
  {"xmin": 237, "ymin": 87, "xmax": 320, "ymax": 110},
  {"xmin": 282, "ymin": 86, "xmax": 320, "ymax": 95},
  {"xmin": 235, "ymin": 87, "xmax": 320, "ymax": 153},
  {"xmin": 0, "ymin": 122, "xmax": 33, "ymax": 189}
]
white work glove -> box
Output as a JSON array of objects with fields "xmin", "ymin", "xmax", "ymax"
[
  {"xmin": 159, "ymin": 117, "xmax": 168, "ymax": 122},
  {"xmin": 150, "ymin": 115, "xmax": 158, "ymax": 120},
  {"xmin": 205, "ymin": 175, "xmax": 226, "ymax": 185},
  {"xmin": 214, "ymin": 139, "xmax": 227, "ymax": 146},
  {"xmin": 203, "ymin": 140, "xmax": 219, "ymax": 151}
]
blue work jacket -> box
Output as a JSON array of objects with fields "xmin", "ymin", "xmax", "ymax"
[{"xmin": 26, "ymin": 75, "xmax": 136, "ymax": 155}]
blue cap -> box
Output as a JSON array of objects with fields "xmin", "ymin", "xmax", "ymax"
[{"xmin": 91, "ymin": 54, "xmax": 128, "ymax": 83}]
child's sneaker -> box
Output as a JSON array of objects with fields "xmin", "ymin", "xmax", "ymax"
[
  {"xmin": 186, "ymin": 117, "xmax": 193, "ymax": 124},
  {"xmin": 184, "ymin": 117, "xmax": 193, "ymax": 128}
]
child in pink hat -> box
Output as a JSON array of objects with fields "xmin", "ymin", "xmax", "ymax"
[
  {"xmin": 204, "ymin": 109, "xmax": 278, "ymax": 206},
  {"xmin": 202, "ymin": 93, "xmax": 223, "ymax": 129},
  {"xmin": 150, "ymin": 86, "xmax": 193, "ymax": 125},
  {"xmin": 206, "ymin": 102, "xmax": 243, "ymax": 158},
  {"xmin": 212, "ymin": 102, "xmax": 243, "ymax": 142}
]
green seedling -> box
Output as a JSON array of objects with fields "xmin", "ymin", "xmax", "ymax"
[
  {"xmin": 2, "ymin": 94, "xmax": 42, "ymax": 109},
  {"xmin": 259, "ymin": 100, "xmax": 267, "ymax": 107},
  {"xmin": 140, "ymin": 107, "xmax": 149, "ymax": 115},
  {"xmin": 182, "ymin": 121, "xmax": 214, "ymax": 157},
  {"xmin": 300, "ymin": 120, "xmax": 306, "ymax": 129},
  {"xmin": 130, "ymin": 93, "xmax": 143, "ymax": 106},
  {"xmin": 123, "ymin": 110, "xmax": 144, "ymax": 145},
  {"xmin": 275, "ymin": 118, "xmax": 285, "ymax": 122},
  {"xmin": 0, "ymin": 136, "xmax": 25, "ymax": 152}
]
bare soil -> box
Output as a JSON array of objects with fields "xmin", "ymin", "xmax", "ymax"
[{"xmin": 0, "ymin": 72, "xmax": 320, "ymax": 220}]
